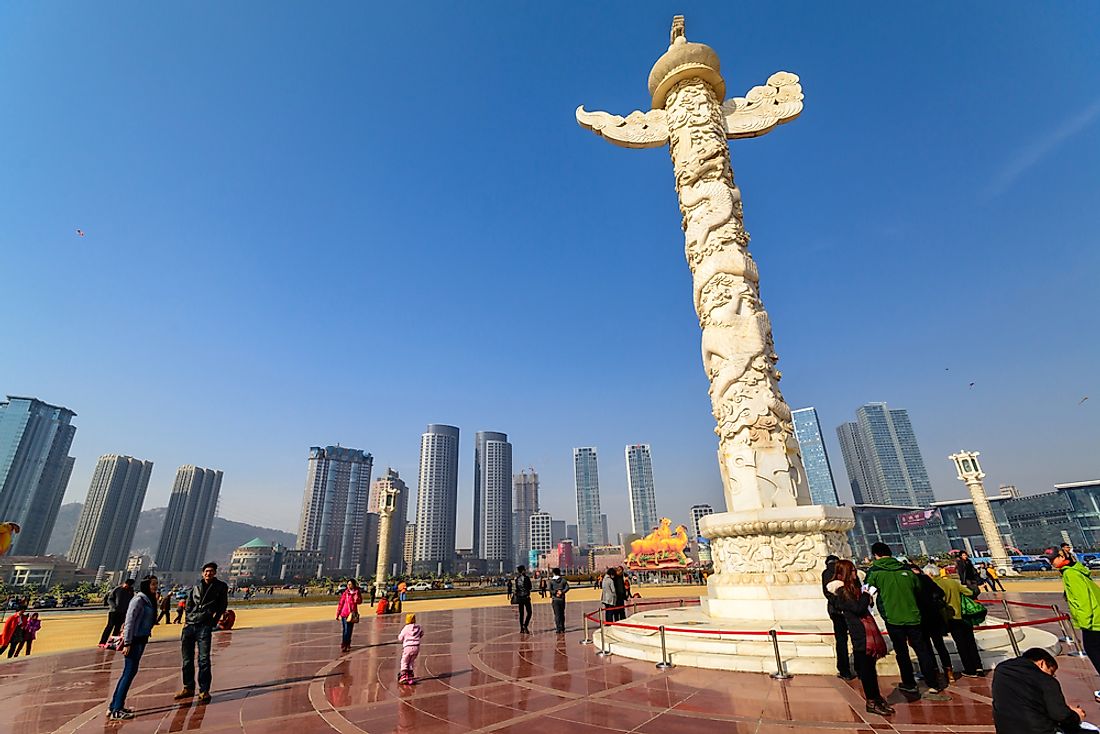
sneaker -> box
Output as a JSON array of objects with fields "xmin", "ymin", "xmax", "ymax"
[
  {"xmin": 197, "ymin": 692, "xmax": 211, "ymax": 704},
  {"xmin": 173, "ymin": 688, "xmax": 195, "ymax": 700},
  {"xmin": 1093, "ymin": 690, "xmax": 1100, "ymax": 703},
  {"xmin": 107, "ymin": 710, "xmax": 135, "ymax": 721},
  {"xmin": 962, "ymin": 671, "xmax": 983, "ymax": 678},
  {"xmin": 897, "ymin": 684, "xmax": 919, "ymax": 696},
  {"xmin": 922, "ymin": 690, "xmax": 951, "ymax": 702}
]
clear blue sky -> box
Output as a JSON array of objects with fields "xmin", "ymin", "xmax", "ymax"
[{"xmin": 2, "ymin": 3, "xmax": 1097, "ymax": 540}]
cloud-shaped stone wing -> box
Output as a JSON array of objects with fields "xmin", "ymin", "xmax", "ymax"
[
  {"xmin": 576, "ymin": 106, "xmax": 670, "ymax": 149},
  {"xmin": 722, "ymin": 72, "xmax": 804, "ymax": 139}
]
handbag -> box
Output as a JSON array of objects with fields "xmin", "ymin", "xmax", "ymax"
[
  {"xmin": 960, "ymin": 594, "xmax": 987, "ymax": 627},
  {"xmin": 861, "ymin": 615, "xmax": 888, "ymax": 660},
  {"xmin": 509, "ymin": 594, "xmax": 518, "ymax": 605},
  {"xmin": 349, "ymin": 610, "xmax": 360, "ymax": 624}
]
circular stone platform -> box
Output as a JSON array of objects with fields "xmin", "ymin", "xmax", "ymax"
[
  {"xmin": 0, "ymin": 594, "xmax": 1086, "ymax": 734},
  {"xmin": 595, "ymin": 599, "xmax": 1062, "ymax": 675}
]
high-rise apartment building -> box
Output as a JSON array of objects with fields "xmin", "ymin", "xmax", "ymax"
[
  {"xmin": 625, "ymin": 444, "xmax": 658, "ymax": 534},
  {"xmin": 836, "ymin": 403, "xmax": 934, "ymax": 507},
  {"xmin": 689, "ymin": 504, "xmax": 714, "ymax": 541},
  {"xmin": 0, "ymin": 396, "xmax": 77, "ymax": 555},
  {"xmin": 369, "ymin": 468, "xmax": 408, "ymax": 574},
  {"xmin": 573, "ymin": 447, "xmax": 606, "ymax": 548},
  {"xmin": 68, "ymin": 455, "xmax": 153, "ymax": 572},
  {"xmin": 402, "ymin": 522, "xmax": 417, "ymax": 575},
  {"xmin": 513, "ymin": 469, "xmax": 539, "ymax": 568},
  {"xmin": 792, "ymin": 408, "xmax": 840, "ymax": 506},
  {"xmin": 414, "ymin": 424, "xmax": 460, "ymax": 574},
  {"xmin": 156, "ymin": 465, "xmax": 223, "ymax": 573},
  {"xmin": 529, "ymin": 511, "xmax": 553, "ymax": 557},
  {"xmin": 295, "ymin": 446, "xmax": 374, "ymax": 574},
  {"xmin": 552, "ymin": 520, "xmax": 567, "ymax": 545},
  {"xmin": 473, "ymin": 431, "xmax": 512, "ymax": 571}
]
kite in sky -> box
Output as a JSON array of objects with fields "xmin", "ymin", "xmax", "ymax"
[{"xmin": 75, "ymin": 229, "xmax": 85, "ymax": 237}]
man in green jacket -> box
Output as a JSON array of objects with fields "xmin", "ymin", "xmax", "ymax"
[
  {"xmin": 1058, "ymin": 558, "xmax": 1100, "ymax": 681},
  {"xmin": 933, "ymin": 573, "xmax": 985, "ymax": 677},
  {"xmin": 865, "ymin": 543, "xmax": 948, "ymax": 699}
]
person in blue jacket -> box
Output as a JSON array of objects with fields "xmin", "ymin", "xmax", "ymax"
[{"xmin": 107, "ymin": 575, "xmax": 159, "ymax": 721}]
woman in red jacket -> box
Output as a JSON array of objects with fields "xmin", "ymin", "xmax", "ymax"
[{"xmin": 335, "ymin": 580, "xmax": 362, "ymax": 654}]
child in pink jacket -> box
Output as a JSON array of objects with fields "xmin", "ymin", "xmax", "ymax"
[{"xmin": 397, "ymin": 613, "xmax": 423, "ymax": 684}]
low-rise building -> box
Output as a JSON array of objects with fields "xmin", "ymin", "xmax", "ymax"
[
  {"xmin": 0, "ymin": 555, "xmax": 98, "ymax": 587},
  {"xmin": 280, "ymin": 549, "xmax": 324, "ymax": 581},
  {"xmin": 228, "ymin": 539, "xmax": 286, "ymax": 582}
]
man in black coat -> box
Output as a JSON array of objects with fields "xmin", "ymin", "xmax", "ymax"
[
  {"xmin": 514, "ymin": 566, "xmax": 533, "ymax": 634},
  {"xmin": 956, "ymin": 552, "xmax": 980, "ymax": 596},
  {"xmin": 992, "ymin": 647, "xmax": 1086, "ymax": 734},
  {"xmin": 174, "ymin": 562, "xmax": 229, "ymax": 704},
  {"xmin": 99, "ymin": 579, "xmax": 134, "ymax": 646},
  {"xmin": 822, "ymin": 555, "xmax": 855, "ymax": 680}
]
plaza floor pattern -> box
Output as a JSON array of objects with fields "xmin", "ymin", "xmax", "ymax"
[{"xmin": 1, "ymin": 592, "xmax": 1095, "ymax": 733}]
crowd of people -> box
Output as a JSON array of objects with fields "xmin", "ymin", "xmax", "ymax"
[{"xmin": 0, "ymin": 609, "xmax": 41, "ymax": 657}]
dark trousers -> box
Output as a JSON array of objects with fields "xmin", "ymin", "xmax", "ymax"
[
  {"xmin": 110, "ymin": 638, "xmax": 147, "ymax": 711},
  {"xmin": 181, "ymin": 624, "xmax": 213, "ymax": 693},
  {"xmin": 925, "ymin": 629, "xmax": 951, "ymax": 672},
  {"xmin": 174, "ymin": 608, "xmax": 184, "ymax": 623},
  {"xmin": 947, "ymin": 620, "xmax": 983, "ymax": 674},
  {"xmin": 1082, "ymin": 628, "xmax": 1100, "ymax": 677},
  {"xmin": 12, "ymin": 638, "xmax": 32, "ymax": 656},
  {"xmin": 517, "ymin": 598, "xmax": 532, "ymax": 631},
  {"xmin": 156, "ymin": 609, "xmax": 171, "ymax": 625},
  {"xmin": 886, "ymin": 623, "xmax": 941, "ymax": 690},
  {"xmin": 551, "ymin": 598, "xmax": 566, "ymax": 632},
  {"xmin": 830, "ymin": 614, "xmax": 852, "ymax": 676},
  {"xmin": 988, "ymin": 578, "xmax": 1006, "ymax": 592},
  {"xmin": 852, "ymin": 650, "xmax": 881, "ymax": 702},
  {"xmin": 100, "ymin": 611, "xmax": 124, "ymax": 645},
  {"xmin": 5, "ymin": 631, "xmax": 25, "ymax": 658},
  {"xmin": 340, "ymin": 618, "xmax": 354, "ymax": 647}
]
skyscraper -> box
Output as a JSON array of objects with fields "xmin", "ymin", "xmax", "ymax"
[
  {"xmin": 792, "ymin": 408, "xmax": 840, "ymax": 506},
  {"xmin": 473, "ymin": 431, "xmax": 512, "ymax": 571},
  {"xmin": 529, "ymin": 511, "xmax": 553, "ymax": 565},
  {"xmin": 156, "ymin": 465, "xmax": 223, "ymax": 573},
  {"xmin": 573, "ymin": 447, "xmax": 606, "ymax": 548},
  {"xmin": 689, "ymin": 504, "xmax": 714, "ymax": 541},
  {"xmin": 402, "ymin": 522, "xmax": 417, "ymax": 575},
  {"xmin": 68, "ymin": 455, "xmax": 153, "ymax": 572},
  {"xmin": 295, "ymin": 446, "xmax": 374, "ymax": 574},
  {"xmin": 369, "ymin": 468, "xmax": 409, "ymax": 575},
  {"xmin": 513, "ymin": 469, "xmax": 539, "ymax": 567},
  {"xmin": 625, "ymin": 444, "xmax": 658, "ymax": 534},
  {"xmin": 414, "ymin": 424, "xmax": 459, "ymax": 574},
  {"xmin": 0, "ymin": 396, "xmax": 77, "ymax": 555},
  {"xmin": 836, "ymin": 403, "xmax": 934, "ymax": 507}
]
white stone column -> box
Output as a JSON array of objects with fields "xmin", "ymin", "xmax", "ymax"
[
  {"xmin": 374, "ymin": 483, "xmax": 401, "ymax": 586},
  {"xmin": 950, "ymin": 451, "xmax": 1016, "ymax": 576}
]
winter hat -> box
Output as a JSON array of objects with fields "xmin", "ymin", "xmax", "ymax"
[{"xmin": 405, "ymin": 613, "xmax": 416, "ymax": 624}]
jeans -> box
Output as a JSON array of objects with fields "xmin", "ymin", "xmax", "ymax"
[
  {"xmin": 517, "ymin": 597, "xmax": 532, "ymax": 631},
  {"xmin": 551, "ymin": 598, "xmax": 566, "ymax": 632},
  {"xmin": 852, "ymin": 650, "xmax": 881, "ymax": 702},
  {"xmin": 1082, "ymin": 628, "xmax": 1100, "ymax": 677},
  {"xmin": 886, "ymin": 623, "xmax": 941, "ymax": 690},
  {"xmin": 100, "ymin": 611, "xmax": 124, "ymax": 645},
  {"xmin": 181, "ymin": 624, "xmax": 213, "ymax": 693},
  {"xmin": 341, "ymin": 618, "xmax": 354, "ymax": 647},
  {"xmin": 947, "ymin": 620, "xmax": 983, "ymax": 674},
  {"xmin": 830, "ymin": 614, "xmax": 852, "ymax": 676},
  {"xmin": 110, "ymin": 638, "xmax": 148, "ymax": 711}
]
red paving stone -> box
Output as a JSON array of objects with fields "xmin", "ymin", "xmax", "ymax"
[{"xmin": 1, "ymin": 592, "xmax": 1098, "ymax": 733}]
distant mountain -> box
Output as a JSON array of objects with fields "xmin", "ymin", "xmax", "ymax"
[{"xmin": 47, "ymin": 503, "xmax": 296, "ymax": 567}]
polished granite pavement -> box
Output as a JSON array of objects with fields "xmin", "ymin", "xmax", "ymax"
[{"xmin": 2, "ymin": 592, "xmax": 1096, "ymax": 733}]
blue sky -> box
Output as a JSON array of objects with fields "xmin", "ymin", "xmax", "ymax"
[{"xmin": 1, "ymin": 3, "xmax": 1097, "ymax": 541}]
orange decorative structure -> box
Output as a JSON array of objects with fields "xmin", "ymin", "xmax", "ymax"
[
  {"xmin": 626, "ymin": 518, "xmax": 693, "ymax": 569},
  {"xmin": 0, "ymin": 522, "xmax": 20, "ymax": 557}
]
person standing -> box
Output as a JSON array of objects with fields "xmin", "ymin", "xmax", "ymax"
[
  {"xmin": 992, "ymin": 648, "xmax": 1085, "ymax": 734},
  {"xmin": 987, "ymin": 564, "xmax": 1006, "ymax": 592},
  {"xmin": 933, "ymin": 571, "xmax": 985, "ymax": 677},
  {"xmin": 0, "ymin": 609, "xmax": 28, "ymax": 657},
  {"xmin": 11, "ymin": 612, "xmax": 40, "ymax": 657},
  {"xmin": 956, "ymin": 552, "xmax": 980, "ymax": 597},
  {"xmin": 336, "ymin": 579, "xmax": 362, "ymax": 654},
  {"xmin": 397, "ymin": 613, "xmax": 423, "ymax": 684},
  {"xmin": 1057, "ymin": 555, "xmax": 1100, "ymax": 682},
  {"xmin": 156, "ymin": 591, "xmax": 172, "ymax": 625},
  {"xmin": 600, "ymin": 567, "xmax": 617, "ymax": 623},
  {"xmin": 912, "ymin": 564, "xmax": 953, "ymax": 683},
  {"xmin": 514, "ymin": 566, "xmax": 533, "ymax": 634},
  {"xmin": 369, "ymin": 583, "xmax": 377, "ymax": 607},
  {"xmin": 822, "ymin": 555, "xmax": 855, "ymax": 680},
  {"xmin": 827, "ymin": 560, "xmax": 893, "ymax": 717},
  {"xmin": 106, "ymin": 576, "xmax": 159, "ymax": 721},
  {"xmin": 538, "ymin": 577, "xmax": 547, "ymax": 599},
  {"xmin": 398, "ymin": 580, "xmax": 407, "ymax": 603},
  {"xmin": 174, "ymin": 596, "xmax": 186, "ymax": 624},
  {"xmin": 548, "ymin": 568, "xmax": 569, "ymax": 633},
  {"xmin": 174, "ymin": 562, "xmax": 229, "ymax": 705},
  {"xmin": 864, "ymin": 543, "xmax": 949, "ymax": 700},
  {"xmin": 99, "ymin": 579, "xmax": 135, "ymax": 647},
  {"xmin": 612, "ymin": 567, "xmax": 628, "ymax": 621}
]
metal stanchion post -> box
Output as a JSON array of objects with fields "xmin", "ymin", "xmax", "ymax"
[
  {"xmin": 580, "ymin": 609, "xmax": 592, "ymax": 645},
  {"xmin": 1005, "ymin": 621, "xmax": 1021, "ymax": 657},
  {"xmin": 1052, "ymin": 604, "xmax": 1075, "ymax": 644},
  {"xmin": 769, "ymin": 629, "xmax": 792, "ymax": 680},
  {"xmin": 596, "ymin": 614, "xmax": 612, "ymax": 657},
  {"xmin": 632, "ymin": 599, "xmax": 638, "ymax": 617},
  {"xmin": 655, "ymin": 625, "xmax": 672, "ymax": 669}
]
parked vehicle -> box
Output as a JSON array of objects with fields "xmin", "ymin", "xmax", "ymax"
[
  {"xmin": 409, "ymin": 583, "xmax": 432, "ymax": 592},
  {"xmin": 1013, "ymin": 558, "xmax": 1053, "ymax": 572},
  {"xmin": 1085, "ymin": 557, "xmax": 1100, "ymax": 571}
]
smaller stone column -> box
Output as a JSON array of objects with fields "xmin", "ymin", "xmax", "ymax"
[
  {"xmin": 949, "ymin": 451, "xmax": 1016, "ymax": 576},
  {"xmin": 374, "ymin": 483, "xmax": 401, "ymax": 587}
]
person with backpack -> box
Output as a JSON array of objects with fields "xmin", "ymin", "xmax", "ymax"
[
  {"xmin": 99, "ymin": 579, "xmax": 135, "ymax": 647},
  {"xmin": 106, "ymin": 576, "xmax": 159, "ymax": 721},
  {"xmin": 934, "ymin": 571, "xmax": 985, "ymax": 677},
  {"xmin": 912, "ymin": 564, "xmax": 953, "ymax": 682},
  {"xmin": 826, "ymin": 559, "xmax": 893, "ymax": 717},
  {"xmin": 864, "ymin": 543, "xmax": 949, "ymax": 700},
  {"xmin": 513, "ymin": 566, "xmax": 533, "ymax": 634}
]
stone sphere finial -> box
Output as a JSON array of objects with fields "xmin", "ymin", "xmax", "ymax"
[{"xmin": 647, "ymin": 15, "xmax": 725, "ymax": 109}]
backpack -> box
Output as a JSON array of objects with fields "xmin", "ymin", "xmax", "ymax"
[{"xmin": 960, "ymin": 594, "xmax": 987, "ymax": 627}]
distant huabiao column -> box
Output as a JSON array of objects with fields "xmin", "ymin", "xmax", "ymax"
[
  {"xmin": 578, "ymin": 16, "xmax": 853, "ymax": 622},
  {"xmin": 375, "ymin": 482, "xmax": 401, "ymax": 586},
  {"xmin": 950, "ymin": 451, "xmax": 1017, "ymax": 576}
]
